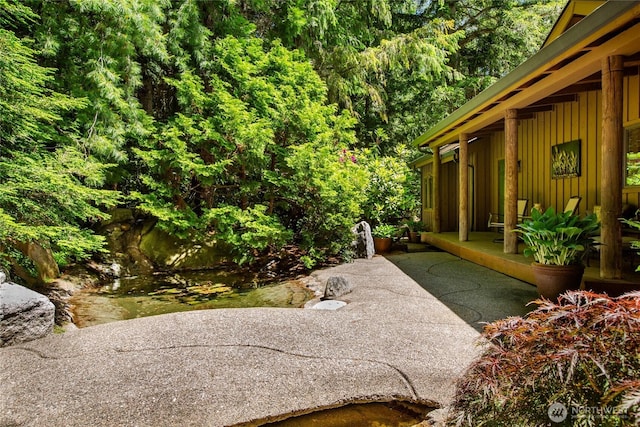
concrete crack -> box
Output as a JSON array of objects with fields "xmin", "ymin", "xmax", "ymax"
[
  {"xmin": 4, "ymin": 346, "xmax": 55, "ymax": 360},
  {"xmin": 365, "ymin": 286, "xmax": 434, "ymax": 300},
  {"xmin": 114, "ymin": 343, "xmax": 420, "ymax": 399},
  {"xmin": 424, "ymin": 258, "xmax": 463, "ymax": 275},
  {"xmin": 6, "ymin": 342, "xmax": 419, "ymax": 400}
]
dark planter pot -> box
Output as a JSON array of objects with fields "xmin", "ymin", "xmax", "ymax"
[
  {"xmin": 531, "ymin": 262, "xmax": 584, "ymax": 299},
  {"xmin": 373, "ymin": 237, "xmax": 392, "ymax": 254},
  {"xmin": 408, "ymin": 231, "xmax": 421, "ymax": 243}
]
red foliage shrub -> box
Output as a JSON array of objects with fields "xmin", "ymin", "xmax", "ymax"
[{"xmin": 446, "ymin": 291, "xmax": 640, "ymax": 426}]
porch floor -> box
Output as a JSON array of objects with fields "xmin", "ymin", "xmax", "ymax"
[{"xmin": 421, "ymin": 231, "xmax": 640, "ymax": 296}]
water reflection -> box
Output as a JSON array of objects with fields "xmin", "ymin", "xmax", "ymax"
[
  {"xmin": 70, "ymin": 270, "xmax": 313, "ymax": 328},
  {"xmin": 265, "ymin": 401, "xmax": 434, "ymax": 427}
]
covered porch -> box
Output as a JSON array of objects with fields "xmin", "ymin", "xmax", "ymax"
[
  {"xmin": 411, "ymin": 1, "xmax": 640, "ymax": 282},
  {"xmin": 421, "ymin": 231, "xmax": 640, "ymax": 296}
]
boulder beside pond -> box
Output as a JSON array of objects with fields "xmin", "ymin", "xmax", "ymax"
[
  {"xmin": 351, "ymin": 221, "xmax": 374, "ymax": 259},
  {"xmin": 323, "ymin": 276, "xmax": 353, "ymax": 300},
  {"xmin": 0, "ymin": 271, "xmax": 54, "ymax": 347},
  {"xmin": 139, "ymin": 225, "xmax": 230, "ymax": 270}
]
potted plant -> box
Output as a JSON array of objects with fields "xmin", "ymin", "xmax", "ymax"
[
  {"xmin": 372, "ymin": 224, "xmax": 396, "ymax": 254},
  {"xmin": 404, "ymin": 219, "xmax": 424, "ymax": 243},
  {"xmin": 515, "ymin": 207, "xmax": 599, "ymax": 299}
]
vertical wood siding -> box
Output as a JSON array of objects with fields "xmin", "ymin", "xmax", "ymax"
[
  {"xmin": 421, "ymin": 69, "xmax": 640, "ymax": 232},
  {"xmin": 420, "ymin": 159, "xmax": 461, "ymax": 232},
  {"xmin": 624, "ymin": 67, "xmax": 640, "ymax": 209}
]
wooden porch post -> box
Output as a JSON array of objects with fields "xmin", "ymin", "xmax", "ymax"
[
  {"xmin": 459, "ymin": 133, "xmax": 469, "ymax": 241},
  {"xmin": 504, "ymin": 109, "xmax": 519, "ymax": 254},
  {"xmin": 601, "ymin": 55, "xmax": 624, "ymax": 279},
  {"xmin": 433, "ymin": 145, "xmax": 441, "ymax": 233}
]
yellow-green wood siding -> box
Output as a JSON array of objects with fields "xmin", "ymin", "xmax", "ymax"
[{"xmin": 424, "ymin": 69, "xmax": 640, "ymax": 232}]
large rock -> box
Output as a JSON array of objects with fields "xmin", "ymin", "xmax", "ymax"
[
  {"xmin": 323, "ymin": 275, "xmax": 353, "ymax": 300},
  {"xmin": 98, "ymin": 212, "xmax": 155, "ymax": 275},
  {"xmin": 0, "ymin": 275, "xmax": 55, "ymax": 347},
  {"xmin": 352, "ymin": 221, "xmax": 375, "ymax": 259},
  {"xmin": 98, "ymin": 210, "xmax": 234, "ymax": 273},
  {"xmin": 139, "ymin": 226, "xmax": 230, "ymax": 270}
]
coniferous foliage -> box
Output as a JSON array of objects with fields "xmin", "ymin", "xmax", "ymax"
[
  {"xmin": 134, "ymin": 36, "xmax": 368, "ymax": 265},
  {"xmin": 0, "ymin": 2, "xmax": 119, "ymax": 278},
  {"xmin": 0, "ymin": 0, "xmax": 562, "ymax": 281}
]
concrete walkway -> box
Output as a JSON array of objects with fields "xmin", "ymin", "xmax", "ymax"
[
  {"xmin": 0, "ymin": 252, "xmax": 538, "ymax": 426},
  {"xmin": 387, "ymin": 250, "xmax": 539, "ymax": 331}
]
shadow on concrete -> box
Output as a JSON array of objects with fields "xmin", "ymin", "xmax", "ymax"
[{"xmin": 386, "ymin": 248, "xmax": 540, "ymax": 332}]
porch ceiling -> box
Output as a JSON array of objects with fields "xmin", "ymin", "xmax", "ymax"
[{"xmin": 413, "ymin": 1, "xmax": 640, "ymax": 149}]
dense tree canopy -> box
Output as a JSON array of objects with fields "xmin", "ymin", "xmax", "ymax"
[
  {"xmin": 0, "ymin": 3, "xmax": 119, "ymax": 281},
  {"xmin": 0, "ymin": 0, "xmax": 562, "ymax": 282},
  {"xmin": 134, "ymin": 36, "xmax": 368, "ymax": 265}
]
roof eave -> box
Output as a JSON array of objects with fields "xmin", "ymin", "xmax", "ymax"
[
  {"xmin": 412, "ymin": 0, "xmax": 638, "ymax": 149},
  {"xmin": 408, "ymin": 152, "xmax": 433, "ymax": 168}
]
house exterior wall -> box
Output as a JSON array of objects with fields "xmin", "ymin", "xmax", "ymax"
[
  {"xmin": 420, "ymin": 162, "xmax": 433, "ymax": 230},
  {"xmin": 441, "ymin": 159, "xmax": 459, "ymax": 231},
  {"xmin": 624, "ymin": 66, "xmax": 640, "ymax": 209},
  {"xmin": 420, "ymin": 159, "xmax": 458, "ymax": 232},
  {"xmin": 516, "ymin": 94, "xmax": 601, "ymax": 218},
  {"xmin": 419, "ymin": 69, "xmax": 640, "ymax": 233}
]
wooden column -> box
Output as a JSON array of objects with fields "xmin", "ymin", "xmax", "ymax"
[
  {"xmin": 433, "ymin": 146, "xmax": 441, "ymax": 233},
  {"xmin": 504, "ymin": 109, "xmax": 519, "ymax": 254},
  {"xmin": 601, "ymin": 55, "xmax": 624, "ymax": 279},
  {"xmin": 459, "ymin": 133, "xmax": 469, "ymax": 241}
]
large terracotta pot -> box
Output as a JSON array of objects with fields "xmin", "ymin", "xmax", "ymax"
[
  {"xmin": 373, "ymin": 237, "xmax": 392, "ymax": 254},
  {"xmin": 531, "ymin": 262, "xmax": 584, "ymax": 299}
]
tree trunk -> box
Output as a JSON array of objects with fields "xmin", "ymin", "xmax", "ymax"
[
  {"xmin": 433, "ymin": 145, "xmax": 441, "ymax": 233},
  {"xmin": 12, "ymin": 240, "xmax": 60, "ymax": 284},
  {"xmin": 504, "ymin": 109, "xmax": 518, "ymax": 254}
]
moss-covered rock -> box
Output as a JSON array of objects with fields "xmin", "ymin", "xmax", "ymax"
[{"xmin": 139, "ymin": 226, "xmax": 231, "ymax": 270}]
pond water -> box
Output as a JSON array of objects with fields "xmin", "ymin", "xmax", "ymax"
[
  {"xmin": 264, "ymin": 401, "xmax": 434, "ymax": 427},
  {"xmin": 70, "ymin": 270, "xmax": 314, "ymax": 328}
]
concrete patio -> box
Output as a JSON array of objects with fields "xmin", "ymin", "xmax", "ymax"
[{"xmin": 0, "ymin": 251, "xmax": 538, "ymax": 426}]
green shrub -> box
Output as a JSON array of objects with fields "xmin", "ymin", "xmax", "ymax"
[
  {"xmin": 361, "ymin": 145, "xmax": 420, "ymax": 225},
  {"xmin": 404, "ymin": 219, "xmax": 425, "ymax": 232},
  {"xmin": 372, "ymin": 224, "xmax": 397, "ymax": 238},
  {"xmin": 620, "ymin": 217, "xmax": 640, "ymax": 272},
  {"xmin": 284, "ymin": 143, "xmax": 368, "ymax": 263},
  {"xmin": 205, "ymin": 204, "xmax": 292, "ymax": 266},
  {"xmin": 447, "ymin": 291, "xmax": 640, "ymax": 427}
]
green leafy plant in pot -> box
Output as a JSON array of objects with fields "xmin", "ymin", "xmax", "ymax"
[
  {"xmin": 372, "ymin": 224, "xmax": 396, "ymax": 253},
  {"xmin": 515, "ymin": 207, "xmax": 599, "ymax": 299},
  {"xmin": 403, "ymin": 219, "xmax": 424, "ymax": 243}
]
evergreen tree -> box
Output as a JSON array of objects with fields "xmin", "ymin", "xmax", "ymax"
[
  {"xmin": 134, "ymin": 36, "xmax": 368, "ymax": 265},
  {"xmin": 0, "ymin": 0, "xmax": 564, "ymax": 281},
  {"xmin": 0, "ymin": 1, "xmax": 119, "ymax": 283}
]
